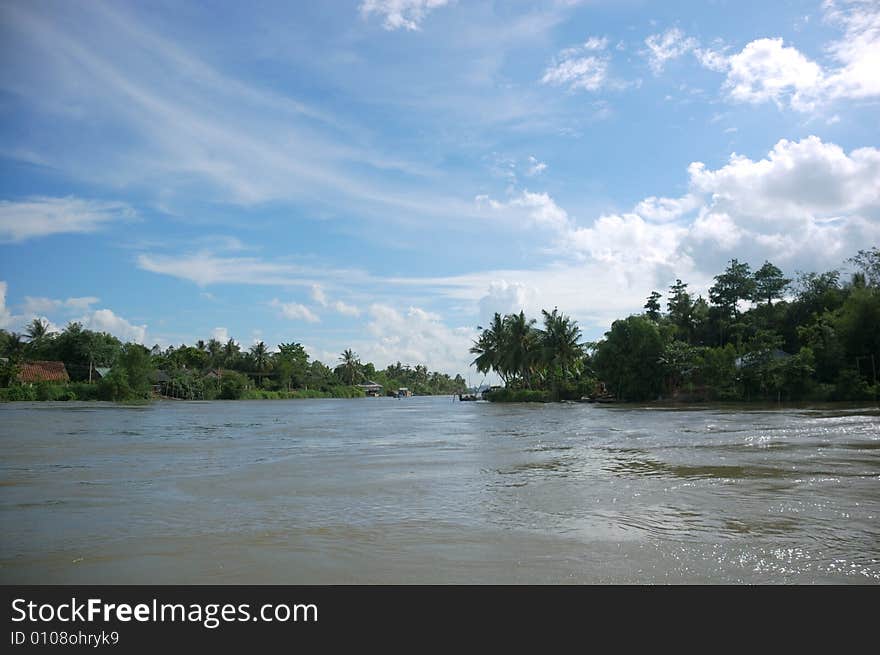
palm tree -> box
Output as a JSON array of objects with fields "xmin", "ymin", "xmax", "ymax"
[
  {"xmin": 540, "ymin": 308, "xmax": 584, "ymax": 396},
  {"xmin": 338, "ymin": 348, "xmax": 362, "ymax": 385},
  {"xmin": 471, "ymin": 312, "xmax": 510, "ymax": 384},
  {"xmin": 223, "ymin": 338, "xmax": 240, "ymax": 367},
  {"xmin": 206, "ymin": 338, "xmax": 222, "ymax": 367},
  {"xmin": 26, "ymin": 318, "xmax": 51, "ymax": 342},
  {"xmin": 504, "ymin": 311, "xmax": 539, "ymax": 389},
  {"xmin": 249, "ymin": 341, "xmax": 270, "ymax": 386}
]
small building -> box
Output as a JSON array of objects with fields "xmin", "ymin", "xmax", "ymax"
[
  {"xmin": 734, "ymin": 349, "xmax": 791, "ymax": 369},
  {"xmin": 357, "ymin": 380, "xmax": 383, "ymax": 397},
  {"xmin": 397, "ymin": 387, "xmax": 413, "ymax": 398},
  {"xmin": 16, "ymin": 361, "xmax": 70, "ymax": 385},
  {"xmin": 151, "ymin": 369, "xmax": 171, "ymax": 395},
  {"xmin": 93, "ymin": 366, "xmax": 112, "ymax": 380}
]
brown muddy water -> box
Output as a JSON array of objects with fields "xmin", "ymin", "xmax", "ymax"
[{"xmin": 0, "ymin": 398, "xmax": 878, "ymax": 584}]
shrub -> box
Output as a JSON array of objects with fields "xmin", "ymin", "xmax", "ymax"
[
  {"xmin": 219, "ymin": 371, "xmax": 249, "ymax": 400},
  {"xmin": 486, "ymin": 388, "xmax": 550, "ymax": 403},
  {"xmin": 1, "ymin": 385, "xmax": 38, "ymax": 401}
]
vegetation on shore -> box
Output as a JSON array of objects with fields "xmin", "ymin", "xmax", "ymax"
[
  {"xmin": 473, "ymin": 248, "xmax": 880, "ymax": 403},
  {"xmin": 0, "ymin": 323, "xmax": 466, "ymax": 402}
]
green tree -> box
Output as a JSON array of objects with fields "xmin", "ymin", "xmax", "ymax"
[
  {"xmin": 848, "ymin": 247, "xmax": 880, "ymax": 287},
  {"xmin": 593, "ymin": 315, "xmax": 667, "ymax": 401},
  {"xmin": 338, "ymin": 348, "xmax": 362, "ymax": 385},
  {"xmin": 503, "ymin": 311, "xmax": 539, "ymax": 389},
  {"xmin": 710, "ymin": 259, "xmax": 755, "ymax": 319},
  {"xmin": 249, "ymin": 341, "xmax": 271, "ymax": 386},
  {"xmin": 471, "ymin": 313, "xmax": 509, "ymax": 384},
  {"xmin": 539, "ymin": 308, "xmax": 583, "ymax": 397},
  {"xmin": 644, "ymin": 291, "xmax": 662, "ymax": 321},
  {"xmin": 752, "ymin": 261, "xmax": 790, "ymax": 305},
  {"xmin": 667, "ymin": 279, "xmax": 693, "ymax": 342}
]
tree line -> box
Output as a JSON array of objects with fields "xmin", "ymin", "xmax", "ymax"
[
  {"xmin": 471, "ymin": 247, "xmax": 880, "ymax": 402},
  {"xmin": 0, "ymin": 324, "xmax": 466, "ymax": 401}
]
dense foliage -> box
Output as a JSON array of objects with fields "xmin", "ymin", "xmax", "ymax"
[
  {"xmin": 471, "ymin": 248, "xmax": 880, "ymax": 403},
  {"xmin": 0, "ymin": 321, "xmax": 466, "ymax": 401}
]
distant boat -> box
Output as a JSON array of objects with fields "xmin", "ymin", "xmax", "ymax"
[
  {"xmin": 457, "ymin": 393, "xmax": 478, "ymax": 401},
  {"xmin": 397, "ymin": 387, "xmax": 412, "ymax": 398}
]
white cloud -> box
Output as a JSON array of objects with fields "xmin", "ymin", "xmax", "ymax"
[
  {"xmin": 687, "ymin": 136, "xmax": 880, "ymax": 222},
  {"xmin": 644, "ymin": 28, "xmax": 698, "ymax": 74},
  {"xmin": 415, "ymin": 135, "xmax": 879, "ymax": 337},
  {"xmin": 526, "ymin": 156, "xmax": 547, "ymax": 176},
  {"xmin": 355, "ymin": 303, "xmax": 476, "ymax": 376},
  {"xmin": 478, "ymin": 280, "xmax": 538, "ymax": 320},
  {"xmin": 633, "ymin": 194, "xmax": 700, "ymax": 223},
  {"xmin": 81, "ymin": 308, "xmax": 148, "ymax": 344},
  {"xmin": 822, "ymin": 0, "xmax": 880, "ymax": 101},
  {"xmin": 0, "ymin": 281, "xmax": 11, "ymax": 329},
  {"xmin": 333, "ymin": 301, "xmax": 362, "ymax": 317},
  {"xmin": 136, "ymin": 252, "xmax": 364, "ymax": 288},
  {"xmin": 694, "ymin": 46, "xmax": 730, "ymax": 73},
  {"xmin": 359, "ymin": 0, "xmax": 452, "ymax": 31},
  {"xmin": 711, "ymin": 2, "xmax": 880, "ymax": 111},
  {"xmin": 723, "ymin": 38, "xmax": 825, "ymax": 111},
  {"xmin": 269, "ymin": 299, "xmax": 320, "ymax": 323},
  {"xmin": 542, "ymin": 55, "xmax": 608, "ymax": 92},
  {"xmin": 211, "ymin": 327, "xmax": 229, "ymax": 342},
  {"xmin": 311, "ymin": 284, "xmax": 328, "ymax": 306},
  {"xmin": 0, "ymin": 196, "xmax": 133, "ymax": 242},
  {"xmin": 22, "ymin": 295, "xmax": 99, "ymax": 316},
  {"xmin": 542, "ymin": 37, "xmax": 610, "ymax": 91},
  {"xmin": 477, "ymin": 190, "xmax": 570, "ymax": 232}
]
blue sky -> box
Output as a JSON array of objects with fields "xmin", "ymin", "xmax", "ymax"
[{"xmin": 1, "ymin": 0, "xmax": 878, "ymax": 375}]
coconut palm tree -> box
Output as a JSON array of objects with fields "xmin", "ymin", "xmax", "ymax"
[
  {"xmin": 503, "ymin": 311, "xmax": 539, "ymax": 388},
  {"xmin": 338, "ymin": 348, "xmax": 362, "ymax": 385},
  {"xmin": 470, "ymin": 313, "xmax": 508, "ymax": 384},
  {"xmin": 249, "ymin": 341, "xmax": 270, "ymax": 386},
  {"xmin": 206, "ymin": 338, "xmax": 222, "ymax": 367},
  {"xmin": 223, "ymin": 338, "xmax": 240, "ymax": 367},
  {"xmin": 26, "ymin": 318, "xmax": 51, "ymax": 342},
  {"xmin": 540, "ymin": 308, "xmax": 583, "ymax": 378}
]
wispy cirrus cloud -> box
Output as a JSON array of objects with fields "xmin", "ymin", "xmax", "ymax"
[{"xmin": 0, "ymin": 196, "xmax": 134, "ymax": 242}]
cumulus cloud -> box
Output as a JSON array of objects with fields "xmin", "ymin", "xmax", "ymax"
[
  {"xmin": 478, "ymin": 280, "xmax": 538, "ymax": 320},
  {"xmin": 211, "ymin": 327, "xmax": 229, "ymax": 342},
  {"xmin": 359, "ymin": 0, "xmax": 451, "ymax": 31},
  {"xmin": 702, "ymin": 1, "xmax": 880, "ymax": 110},
  {"xmin": 541, "ymin": 37, "xmax": 610, "ymax": 91},
  {"xmin": 269, "ymin": 299, "xmax": 320, "ymax": 323},
  {"xmin": 633, "ymin": 194, "xmax": 701, "ymax": 223},
  {"xmin": 644, "ymin": 28, "xmax": 698, "ymax": 74},
  {"xmin": 447, "ymin": 135, "xmax": 879, "ymax": 336},
  {"xmin": 476, "ymin": 190, "xmax": 570, "ymax": 232},
  {"xmin": 723, "ymin": 38, "xmax": 825, "ymax": 111},
  {"xmin": 0, "ymin": 196, "xmax": 133, "ymax": 242},
  {"xmin": 81, "ymin": 309, "xmax": 148, "ymax": 344},
  {"xmin": 355, "ymin": 303, "xmax": 476, "ymax": 376}
]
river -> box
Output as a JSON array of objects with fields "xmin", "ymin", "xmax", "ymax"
[{"xmin": 1, "ymin": 398, "xmax": 877, "ymax": 583}]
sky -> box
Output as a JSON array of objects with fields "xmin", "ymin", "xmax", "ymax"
[{"xmin": 1, "ymin": 0, "xmax": 878, "ymax": 376}]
